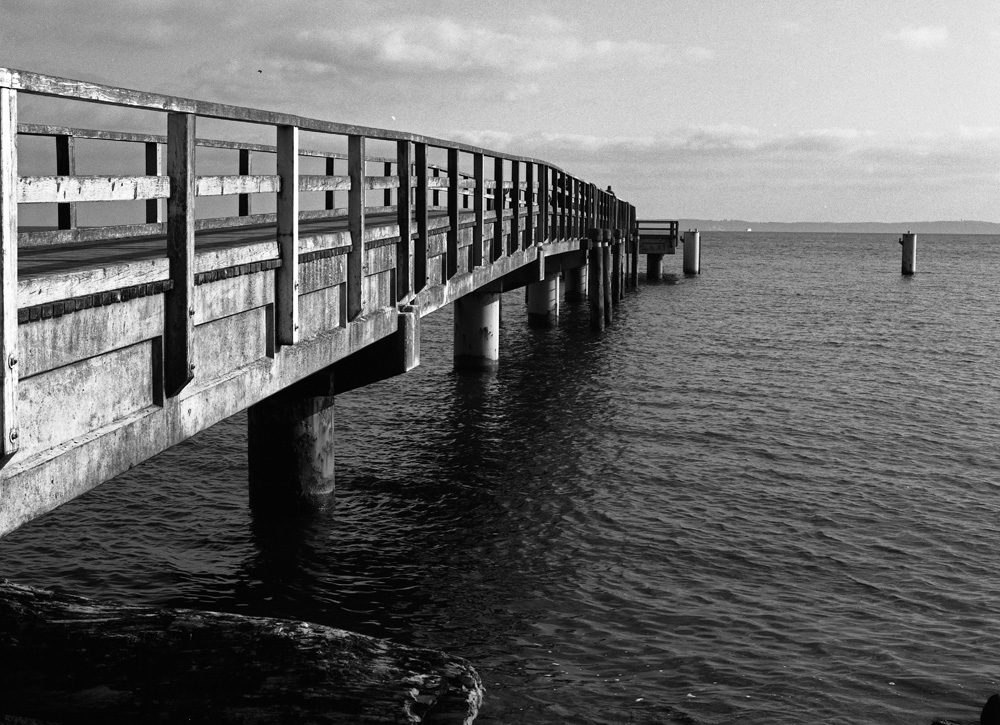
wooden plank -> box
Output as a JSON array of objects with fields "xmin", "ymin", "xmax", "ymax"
[
  {"xmin": 492, "ymin": 157, "xmax": 504, "ymax": 261},
  {"xmin": 510, "ymin": 160, "xmax": 521, "ymax": 254},
  {"xmin": 395, "ymin": 140, "xmax": 412, "ymax": 301},
  {"xmin": 54, "ymin": 134, "xmax": 76, "ymax": 230},
  {"xmin": 196, "ymin": 174, "xmax": 280, "ymax": 197},
  {"xmin": 347, "ymin": 134, "xmax": 365, "ymax": 321},
  {"xmin": 276, "ymin": 124, "xmax": 300, "ymax": 344},
  {"xmin": 446, "ymin": 147, "xmax": 459, "ymax": 279},
  {"xmin": 165, "ymin": 111, "xmax": 196, "ymax": 397},
  {"xmin": 0, "ymin": 87, "xmax": 18, "ymax": 458},
  {"xmin": 414, "ymin": 142, "xmax": 428, "ymax": 292},
  {"xmin": 238, "ymin": 148, "xmax": 252, "ymax": 216},
  {"xmin": 473, "ymin": 152, "xmax": 484, "ymax": 267},
  {"xmin": 525, "ymin": 162, "xmax": 535, "ymax": 248},
  {"xmin": 18, "ymin": 175, "xmax": 170, "ymax": 203},
  {"xmin": 145, "ymin": 141, "xmax": 162, "ymax": 223}
]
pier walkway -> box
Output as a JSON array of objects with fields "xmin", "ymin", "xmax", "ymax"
[{"xmin": 0, "ymin": 67, "xmax": 638, "ymax": 537}]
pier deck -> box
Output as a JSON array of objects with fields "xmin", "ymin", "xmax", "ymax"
[{"xmin": 0, "ymin": 67, "xmax": 638, "ymax": 537}]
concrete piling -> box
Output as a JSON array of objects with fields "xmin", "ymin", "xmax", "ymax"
[
  {"xmin": 683, "ymin": 229, "xmax": 701, "ymax": 275},
  {"xmin": 900, "ymin": 232, "xmax": 916, "ymax": 276}
]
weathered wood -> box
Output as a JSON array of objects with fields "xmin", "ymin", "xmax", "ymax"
[
  {"xmin": 164, "ymin": 112, "xmax": 195, "ymax": 397},
  {"xmin": 395, "ymin": 140, "xmax": 412, "ymax": 301},
  {"xmin": 17, "ymin": 175, "xmax": 170, "ymax": 204},
  {"xmin": 276, "ymin": 124, "xmax": 300, "ymax": 344},
  {"xmin": 145, "ymin": 141, "xmax": 162, "ymax": 223},
  {"xmin": 492, "ymin": 157, "xmax": 504, "ymax": 261},
  {"xmin": 524, "ymin": 162, "xmax": 535, "ymax": 248},
  {"xmin": 414, "ymin": 142, "xmax": 428, "ymax": 292},
  {"xmin": 383, "ymin": 160, "xmax": 393, "ymax": 207},
  {"xmin": 0, "ymin": 87, "xmax": 18, "ymax": 458},
  {"xmin": 447, "ymin": 147, "xmax": 459, "ymax": 279},
  {"xmin": 324, "ymin": 157, "xmax": 336, "ymax": 210},
  {"xmin": 0, "ymin": 579, "xmax": 484, "ymax": 725},
  {"xmin": 196, "ymin": 174, "xmax": 279, "ymax": 197},
  {"xmin": 54, "ymin": 134, "xmax": 76, "ymax": 230},
  {"xmin": 347, "ymin": 134, "xmax": 365, "ymax": 321},
  {"xmin": 472, "ymin": 153, "xmax": 484, "ymax": 267}
]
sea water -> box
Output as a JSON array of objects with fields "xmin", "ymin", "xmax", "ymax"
[{"xmin": 2, "ymin": 232, "xmax": 999, "ymax": 724}]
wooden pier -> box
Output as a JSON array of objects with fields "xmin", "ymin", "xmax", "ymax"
[{"xmin": 0, "ymin": 67, "xmax": 639, "ymax": 538}]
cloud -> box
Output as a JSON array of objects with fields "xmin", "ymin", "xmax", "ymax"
[
  {"xmin": 684, "ymin": 46, "xmax": 715, "ymax": 63},
  {"xmin": 883, "ymin": 26, "xmax": 949, "ymax": 49}
]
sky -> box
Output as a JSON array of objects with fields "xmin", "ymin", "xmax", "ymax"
[{"xmin": 4, "ymin": 0, "xmax": 1000, "ymax": 222}]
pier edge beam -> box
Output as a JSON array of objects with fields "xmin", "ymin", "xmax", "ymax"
[
  {"xmin": 587, "ymin": 228, "xmax": 605, "ymax": 331},
  {"xmin": 454, "ymin": 290, "xmax": 501, "ymax": 371},
  {"xmin": 526, "ymin": 273, "xmax": 560, "ymax": 328},
  {"xmin": 247, "ymin": 389, "xmax": 336, "ymax": 510}
]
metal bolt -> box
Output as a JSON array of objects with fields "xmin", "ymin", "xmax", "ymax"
[
  {"xmin": 188, "ymin": 306, "xmax": 195, "ymax": 317},
  {"xmin": 9, "ymin": 428, "xmax": 18, "ymax": 442},
  {"xmin": 7, "ymin": 353, "xmax": 17, "ymax": 369}
]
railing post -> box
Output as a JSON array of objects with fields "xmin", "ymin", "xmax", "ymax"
[
  {"xmin": 537, "ymin": 165, "xmax": 548, "ymax": 244},
  {"xmin": 447, "ymin": 147, "xmax": 459, "ymax": 279},
  {"xmin": 165, "ymin": 112, "xmax": 196, "ymax": 396},
  {"xmin": 525, "ymin": 162, "xmax": 535, "ymax": 248},
  {"xmin": 472, "ymin": 152, "xmax": 484, "ymax": 267},
  {"xmin": 276, "ymin": 125, "xmax": 300, "ymax": 343},
  {"xmin": 324, "ymin": 157, "xmax": 336, "ymax": 211},
  {"xmin": 510, "ymin": 160, "xmax": 521, "ymax": 253},
  {"xmin": 492, "ymin": 157, "xmax": 504, "ymax": 261},
  {"xmin": 0, "ymin": 86, "xmax": 19, "ymax": 457},
  {"xmin": 383, "ymin": 161, "xmax": 392, "ymax": 207},
  {"xmin": 145, "ymin": 141, "xmax": 163, "ymax": 224},
  {"xmin": 347, "ymin": 134, "xmax": 366, "ymax": 321},
  {"xmin": 432, "ymin": 166, "xmax": 440, "ymax": 207},
  {"xmin": 414, "ymin": 142, "xmax": 428, "ymax": 292},
  {"xmin": 395, "ymin": 140, "xmax": 412, "ymax": 302},
  {"xmin": 238, "ymin": 148, "xmax": 252, "ymax": 217},
  {"xmin": 55, "ymin": 134, "xmax": 76, "ymax": 230}
]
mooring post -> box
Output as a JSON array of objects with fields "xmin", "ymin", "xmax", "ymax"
[
  {"xmin": 526, "ymin": 273, "xmax": 560, "ymax": 328},
  {"xmin": 454, "ymin": 291, "xmax": 501, "ymax": 370},
  {"xmin": 588, "ymin": 228, "xmax": 604, "ymax": 331},
  {"xmin": 248, "ymin": 389, "xmax": 336, "ymax": 510},
  {"xmin": 900, "ymin": 232, "xmax": 916, "ymax": 276},
  {"xmin": 683, "ymin": 229, "xmax": 701, "ymax": 275}
]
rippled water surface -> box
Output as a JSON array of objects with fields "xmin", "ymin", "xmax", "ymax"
[{"xmin": 3, "ymin": 233, "xmax": 1000, "ymax": 724}]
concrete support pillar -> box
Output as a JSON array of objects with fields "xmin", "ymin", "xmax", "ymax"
[
  {"xmin": 248, "ymin": 390, "xmax": 336, "ymax": 510},
  {"xmin": 454, "ymin": 291, "xmax": 500, "ymax": 370},
  {"xmin": 587, "ymin": 230, "xmax": 604, "ymax": 331},
  {"xmin": 527, "ymin": 273, "xmax": 560, "ymax": 327},
  {"xmin": 647, "ymin": 253, "xmax": 663, "ymax": 281},
  {"xmin": 900, "ymin": 232, "xmax": 916, "ymax": 276},
  {"xmin": 683, "ymin": 229, "xmax": 701, "ymax": 275},
  {"xmin": 564, "ymin": 265, "xmax": 587, "ymax": 303},
  {"xmin": 602, "ymin": 238, "xmax": 613, "ymax": 325}
]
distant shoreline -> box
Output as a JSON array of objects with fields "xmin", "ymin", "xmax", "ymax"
[{"xmin": 676, "ymin": 219, "xmax": 1000, "ymax": 235}]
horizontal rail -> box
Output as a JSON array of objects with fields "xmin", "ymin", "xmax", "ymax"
[
  {"xmin": 4, "ymin": 67, "xmax": 559, "ymax": 169},
  {"xmin": 18, "ymin": 175, "xmax": 169, "ymax": 203}
]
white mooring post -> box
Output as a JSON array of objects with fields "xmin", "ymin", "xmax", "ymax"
[
  {"xmin": 683, "ymin": 229, "xmax": 701, "ymax": 275},
  {"xmin": 900, "ymin": 232, "xmax": 916, "ymax": 276}
]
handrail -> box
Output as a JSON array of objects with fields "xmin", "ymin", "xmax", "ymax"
[
  {"xmin": 3, "ymin": 67, "xmax": 559, "ymax": 169},
  {"xmin": 0, "ymin": 66, "xmax": 638, "ymax": 461}
]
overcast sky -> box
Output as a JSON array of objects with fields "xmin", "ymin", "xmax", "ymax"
[{"xmin": 5, "ymin": 0, "xmax": 1000, "ymax": 222}]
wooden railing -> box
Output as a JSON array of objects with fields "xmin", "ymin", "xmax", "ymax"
[{"xmin": 0, "ymin": 66, "xmax": 636, "ymax": 460}]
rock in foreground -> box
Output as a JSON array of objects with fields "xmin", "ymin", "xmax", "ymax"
[{"xmin": 0, "ymin": 579, "xmax": 483, "ymax": 724}]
